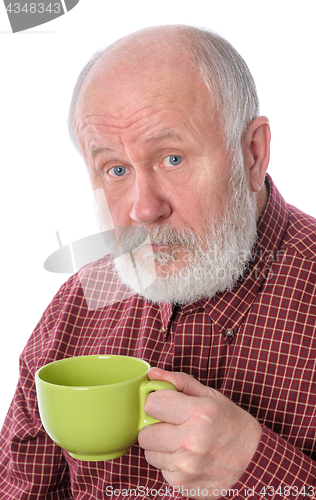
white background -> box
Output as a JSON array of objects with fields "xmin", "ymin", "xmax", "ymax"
[{"xmin": 0, "ymin": 0, "xmax": 315, "ymax": 425}]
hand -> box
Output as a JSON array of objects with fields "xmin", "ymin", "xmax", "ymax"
[{"xmin": 138, "ymin": 368, "xmax": 262, "ymax": 499}]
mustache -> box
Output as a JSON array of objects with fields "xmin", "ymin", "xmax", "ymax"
[
  {"xmin": 118, "ymin": 224, "xmax": 199, "ymax": 253},
  {"xmin": 139, "ymin": 225, "xmax": 198, "ymax": 250}
]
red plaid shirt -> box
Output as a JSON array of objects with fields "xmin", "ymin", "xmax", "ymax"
[{"xmin": 1, "ymin": 175, "xmax": 316, "ymax": 500}]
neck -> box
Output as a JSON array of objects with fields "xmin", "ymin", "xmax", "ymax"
[{"xmin": 256, "ymin": 179, "xmax": 269, "ymax": 215}]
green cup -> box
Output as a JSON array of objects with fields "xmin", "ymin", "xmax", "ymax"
[{"xmin": 35, "ymin": 355, "xmax": 175, "ymax": 461}]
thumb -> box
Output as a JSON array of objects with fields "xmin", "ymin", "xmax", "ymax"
[{"xmin": 148, "ymin": 367, "xmax": 211, "ymax": 398}]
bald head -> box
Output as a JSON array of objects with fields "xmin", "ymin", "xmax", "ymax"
[
  {"xmin": 93, "ymin": 25, "xmax": 195, "ymax": 70},
  {"xmin": 76, "ymin": 26, "xmax": 201, "ymax": 115},
  {"xmin": 69, "ymin": 24, "xmax": 259, "ymax": 155}
]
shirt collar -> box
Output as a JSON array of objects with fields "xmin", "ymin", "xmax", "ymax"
[{"xmin": 159, "ymin": 175, "xmax": 289, "ymax": 332}]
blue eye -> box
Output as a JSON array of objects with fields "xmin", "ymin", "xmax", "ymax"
[
  {"xmin": 169, "ymin": 155, "xmax": 182, "ymax": 166},
  {"xmin": 163, "ymin": 155, "xmax": 182, "ymax": 167},
  {"xmin": 109, "ymin": 166, "xmax": 126, "ymax": 177}
]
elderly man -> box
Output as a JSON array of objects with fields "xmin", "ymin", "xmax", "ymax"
[{"xmin": 1, "ymin": 25, "xmax": 316, "ymax": 500}]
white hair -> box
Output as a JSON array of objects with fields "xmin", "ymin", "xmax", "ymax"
[
  {"xmin": 68, "ymin": 25, "xmax": 259, "ymax": 156},
  {"xmin": 187, "ymin": 28, "xmax": 259, "ymax": 154}
]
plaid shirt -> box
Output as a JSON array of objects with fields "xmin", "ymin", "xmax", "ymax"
[{"xmin": 1, "ymin": 175, "xmax": 316, "ymax": 500}]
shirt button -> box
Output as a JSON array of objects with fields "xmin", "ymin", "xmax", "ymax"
[
  {"xmin": 224, "ymin": 328, "xmax": 235, "ymax": 339},
  {"xmin": 161, "ymin": 325, "xmax": 169, "ymax": 342}
]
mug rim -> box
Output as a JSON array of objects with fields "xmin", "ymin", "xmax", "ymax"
[{"xmin": 35, "ymin": 354, "xmax": 151, "ymax": 389}]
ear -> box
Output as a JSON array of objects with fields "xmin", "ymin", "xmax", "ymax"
[{"xmin": 242, "ymin": 116, "xmax": 271, "ymax": 193}]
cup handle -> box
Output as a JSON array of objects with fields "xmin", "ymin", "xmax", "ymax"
[{"xmin": 138, "ymin": 379, "xmax": 176, "ymax": 431}]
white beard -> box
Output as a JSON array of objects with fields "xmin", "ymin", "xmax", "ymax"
[{"xmin": 97, "ymin": 151, "xmax": 259, "ymax": 305}]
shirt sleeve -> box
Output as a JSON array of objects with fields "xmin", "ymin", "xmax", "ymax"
[
  {"xmin": 220, "ymin": 424, "xmax": 316, "ymax": 500},
  {"xmin": 0, "ymin": 280, "xmax": 75, "ymax": 499}
]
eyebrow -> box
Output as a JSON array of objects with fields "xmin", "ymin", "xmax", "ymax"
[
  {"xmin": 89, "ymin": 129, "xmax": 182, "ymax": 158},
  {"xmin": 89, "ymin": 145, "xmax": 114, "ymax": 158},
  {"xmin": 144, "ymin": 129, "xmax": 182, "ymax": 143}
]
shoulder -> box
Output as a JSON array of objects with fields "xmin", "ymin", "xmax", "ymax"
[
  {"xmin": 284, "ymin": 204, "xmax": 316, "ymax": 262},
  {"xmin": 21, "ymin": 257, "xmax": 143, "ymax": 366}
]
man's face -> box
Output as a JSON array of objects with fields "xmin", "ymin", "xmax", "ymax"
[{"xmin": 75, "ymin": 51, "xmax": 258, "ymax": 303}]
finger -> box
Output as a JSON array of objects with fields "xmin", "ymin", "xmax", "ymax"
[
  {"xmin": 145, "ymin": 450, "xmax": 200, "ymax": 482},
  {"xmin": 144, "ymin": 450, "xmax": 179, "ymax": 474},
  {"xmin": 138, "ymin": 422, "xmax": 180, "ymax": 452},
  {"xmin": 144, "ymin": 388, "xmax": 197, "ymax": 425},
  {"xmin": 148, "ymin": 368, "xmax": 213, "ymax": 398}
]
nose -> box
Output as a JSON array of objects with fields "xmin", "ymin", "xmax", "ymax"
[{"xmin": 129, "ymin": 173, "xmax": 171, "ymax": 224}]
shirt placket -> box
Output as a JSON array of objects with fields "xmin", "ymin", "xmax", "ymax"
[{"xmin": 170, "ymin": 306, "xmax": 213, "ymax": 386}]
